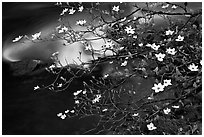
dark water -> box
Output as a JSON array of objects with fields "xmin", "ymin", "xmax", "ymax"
[{"xmin": 2, "ymin": 61, "xmax": 101, "ymax": 135}]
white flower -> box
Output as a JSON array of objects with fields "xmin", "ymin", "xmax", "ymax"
[
  {"xmin": 121, "ymin": 60, "xmax": 128, "ymax": 66},
  {"xmin": 151, "ymin": 43, "xmax": 160, "ymax": 51},
  {"xmin": 58, "ymin": 26, "xmax": 68, "ymax": 33},
  {"xmin": 75, "ymin": 100, "xmax": 79, "ymax": 104},
  {"xmin": 92, "ymin": 94, "xmax": 101, "ymax": 103},
  {"xmin": 112, "ymin": 5, "xmax": 120, "ymax": 12},
  {"xmin": 133, "ymin": 35, "xmax": 137, "ymax": 39},
  {"xmin": 73, "ymin": 90, "xmax": 82, "ymax": 96},
  {"xmin": 78, "ymin": 6, "xmax": 84, "ymax": 12},
  {"xmin": 65, "ymin": 110, "xmax": 69, "ymax": 113},
  {"xmin": 175, "ymin": 35, "xmax": 184, "ymax": 41},
  {"xmin": 163, "ymin": 108, "xmax": 171, "ymax": 114},
  {"xmin": 166, "ymin": 48, "xmax": 177, "ymax": 55},
  {"xmin": 146, "ymin": 43, "xmax": 152, "ymax": 47},
  {"xmin": 132, "ymin": 113, "xmax": 139, "ymax": 117},
  {"xmin": 76, "ymin": 19, "xmax": 86, "ymax": 26},
  {"xmin": 32, "ymin": 32, "xmax": 41, "ymax": 40},
  {"xmin": 57, "ymin": 83, "xmax": 63, "ymax": 88},
  {"xmin": 12, "ymin": 35, "xmax": 23, "ymax": 42},
  {"xmin": 57, "ymin": 113, "xmax": 63, "ymax": 117},
  {"xmin": 165, "ymin": 30, "xmax": 174, "ymax": 35},
  {"xmin": 102, "ymin": 108, "xmax": 108, "ymax": 112},
  {"xmin": 172, "ymin": 105, "xmax": 180, "ymax": 109},
  {"xmin": 69, "ymin": 8, "xmax": 76, "ymax": 15},
  {"xmin": 60, "ymin": 114, "xmax": 66, "ymax": 119},
  {"xmin": 147, "ymin": 122, "xmax": 157, "ymax": 131},
  {"xmin": 152, "ymin": 83, "xmax": 165, "ymax": 93},
  {"xmin": 172, "ymin": 5, "xmax": 178, "ymax": 9},
  {"xmin": 104, "ymin": 41, "xmax": 114, "ymax": 48},
  {"xmin": 82, "ymin": 90, "xmax": 87, "ymax": 94},
  {"xmin": 124, "ymin": 26, "xmax": 135, "ymax": 35},
  {"xmin": 200, "ymin": 60, "xmax": 203, "ymax": 66},
  {"xmin": 70, "ymin": 110, "xmax": 75, "ymax": 113},
  {"xmin": 162, "ymin": 4, "xmax": 169, "ymax": 9},
  {"xmin": 34, "ymin": 85, "xmax": 40, "ymax": 90},
  {"xmin": 163, "ymin": 79, "xmax": 172, "ymax": 87},
  {"xmin": 155, "ymin": 53, "xmax": 165, "ymax": 62},
  {"xmin": 60, "ymin": 8, "xmax": 68, "ymax": 16},
  {"xmin": 188, "ymin": 63, "xmax": 199, "ymax": 71},
  {"xmin": 104, "ymin": 74, "xmax": 109, "ymax": 78},
  {"xmin": 138, "ymin": 43, "xmax": 143, "ymax": 47}
]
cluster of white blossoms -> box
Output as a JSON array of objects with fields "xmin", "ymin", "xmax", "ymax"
[
  {"xmin": 57, "ymin": 109, "xmax": 75, "ymax": 120},
  {"xmin": 152, "ymin": 79, "xmax": 172, "ymax": 93},
  {"xmin": 60, "ymin": 6, "xmax": 84, "ymax": 16},
  {"xmin": 76, "ymin": 19, "xmax": 86, "ymax": 26}
]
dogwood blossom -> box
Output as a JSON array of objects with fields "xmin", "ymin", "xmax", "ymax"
[
  {"xmin": 70, "ymin": 110, "xmax": 75, "ymax": 113},
  {"xmin": 112, "ymin": 5, "xmax": 120, "ymax": 12},
  {"xmin": 165, "ymin": 30, "xmax": 174, "ymax": 35},
  {"xmin": 57, "ymin": 83, "xmax": 63, "ymax": 88},
  {"xmin": 146, "ymin": 43, "xmax": 152, "ymax": 47},
  {"xmin": 200, "ymin": 60, "xmax": 203, "ymax": 66},
  {"xmin": 166, "ymin": 47, "xmax": 177, "ymax": 55},
  {"xmin": 147, "ymin": 122, "xmax": 157, "ymax": 130},
  {"xmin": 138, "ymin": 43, "xmax": 143, "ymax": 47},
  {"xmin": 102, "ymin": 108, "xmax": 108, "ymax": 112},
  {"xmin": 60, "ymin": 114, "xmax": 66, "ymax": 119},
  {"xmin": 155, "ymin": 53, "xmax": 165, "ymax": 61},
  {"xmin": 152, "ymin": 83, "xmax": 165, "ymax": 93},
  {"xmin": 73, "ymin": 90, "xmax": 82, "ymax": 96},
  {"xmin": 172, "ymin": 105, "xmax": 180, "ymax": 109},
  {"xmin": 32, "ymin": 32, "xmax": 41, "ymax": 40},
  {"xmin": 92, "ymin": 94, "xmax": 102, "ymax": 103},
  {"xmin": 34, "ymin": 85, "xmax": 40, "ymax": 90},
  {"xmin": 76, "ymin": 19, "xmax": 86, "ymax": 26},
  {"xmin": 151, "ymin": 43, "xmax": 160, "ymax": 51},
  {"xmin": 175, "ymin": 35, "xmax": 184, "ymax": 41},
  {"xmin": 163, "ymin": 79, "xmax": 172, "ymax": 87},
  {"xmin": 132, "ymin": 113, "xmax": 139, "ymax": 117},
  {"xmin": 188, "ymin": 63, "xmax": 199, "ymax": 71},
  {"xmin": 121, "ymin": 60, "xmax": 128, "ymax": 66},
  {"xmin": 58, "ymin": 26, "xmax": 68, "ymax": 33},
  {"xmin": 104, "ymin": 41, "xmax": 114, "ymax": 48},
  {"xmin": 163, "ymin": 108, "xmax": 171, "ymax": 114},
  {"xmin": 162, "ymin": 4, "xmax": 169, "ymax": 9},
  {"xmin": 69, "ymin": 8, "xmax": 76, "ymax": 14},
  {"xmin": 124, "ymin": 26, "xmax": 135, "ymax": 35},
  {"xmin": 12, "ymin": 35, "xmax": 23, "ymax": 42},
  {"xmin": 60, "ymin": 8, "xmax": 68, "ymax": 16},
  {"xmin": 172, "ymin": 5, "xmax": 178, "ymax": 9},
  {"xmin": 78, "ymin": 6, "xmax": 84, "ymax": 12},
  {"xmin": 75, "ymin": 100, "xmax": 80, "ymax": 104}
]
